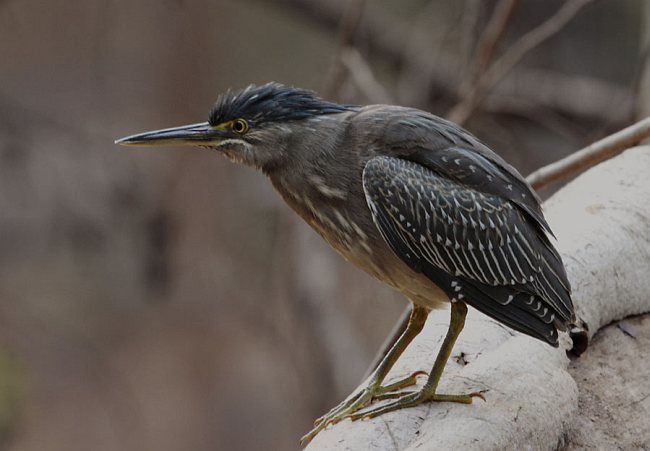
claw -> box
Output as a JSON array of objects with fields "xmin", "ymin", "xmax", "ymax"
[
  {"xmin": 347, "ymin": 388, "xmax": 484, "ymax": 422},
  {"xmin": 301, "ymin": 371, "xmax": 427, "ymax": 446},
  {"xmin": 302, "ymin": 302, "xmax": 478, "ymax": 445},
  {"xmin": 469, "ymin": 391, "xmax": 487, "ymax": 402},
  {"xmin": 312, "ymin": 388, "xmax": 366, "ymax": 428}
]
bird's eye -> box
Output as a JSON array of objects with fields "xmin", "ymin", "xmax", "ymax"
[{"xmin": 232, "ymin": 119, "xmax": 249, "ymax": 134}]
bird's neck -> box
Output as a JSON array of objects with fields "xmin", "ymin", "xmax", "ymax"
[{"xmin": 269, "ymin": 164, "xmax": 376, "ymax": 263}]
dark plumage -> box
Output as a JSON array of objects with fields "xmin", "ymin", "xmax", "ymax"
[
  {"xmin": 208, "ymin": 83, "xmax": 353, "ymax": 126},
  {"xmin": 363, "ymin": 156, "xmax": 573, "ymax": 346}
]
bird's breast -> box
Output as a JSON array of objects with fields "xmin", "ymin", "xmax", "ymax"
[{"xmin": 270, "ymin": 175, "xmax": 449, "ymax": 309}]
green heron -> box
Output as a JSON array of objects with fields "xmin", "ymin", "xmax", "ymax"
[{"xmin": 116, "ymin": 83, "xmax": 577, "ymax": 444}]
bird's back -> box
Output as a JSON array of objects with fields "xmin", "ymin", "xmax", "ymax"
[
  {"xmin": 352, "ymin": 105, "xmax": 575, "ymax": 344},
  {"xmin": 269, "ymin": 104, "xmax": 575, "ymax": 345}
]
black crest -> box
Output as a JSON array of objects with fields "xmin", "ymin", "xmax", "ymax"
[{"xmin": 208, "ymin": 83, "xmax": 353, "ymax": 126}]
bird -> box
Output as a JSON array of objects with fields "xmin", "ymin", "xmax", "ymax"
[{"xmin": 116, "ymin": 82, "xmax": 579, "ymax": 445}]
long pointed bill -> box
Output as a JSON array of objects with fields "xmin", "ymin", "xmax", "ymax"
[{"xmin": 115, "ymin": 122, "xmax": 228, "ymax": 147}]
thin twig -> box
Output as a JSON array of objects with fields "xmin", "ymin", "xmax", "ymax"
[
  {"xmin": 448, "ymin": 0, "xmax": 595, "ymax": 124},
  {"xmin": 482, "ymin": 67, "xmax": 632, "ymax": 126},
  {"xmin": 526, "ymin": 117, "xmax": 650, "ymax": 190},
  {"xmin": 489, "ymin": 102, "xmax": 588, "ymax": 143},
  {"xmin": 633, "ymin": 42, "xmax": 650, "ymax": 119},
  {"xmin": 458, "ymin": 0, "xmax": 519, "ymax": 96},
  {"xmin": 458, "ymin": 0, "xmax": 483, "ymax": 74},
  {"xmin": 340, "ymin": 48, "xmax": 393, "ymax": 104},
  {"xmin": 474, "ymin": 0, "xmax": 519, "ymax": 77},
  {"xmin": 396, "ymin": 0, "xmax": 460, "ymax": 107},
  {"xmin": 326, "ymin": 0, "xmax": 367, "ymax": 99}
]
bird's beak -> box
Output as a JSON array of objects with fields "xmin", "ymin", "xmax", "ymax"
[{"xmin": 115, "ymin": 122, "xmax": 228, "ymax": 147}]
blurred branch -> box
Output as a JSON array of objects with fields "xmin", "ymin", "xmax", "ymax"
[
  {"xmin": 633, "ymin": 42, "xmax": 650, "ymax": 119},
  {"xmin": 457, "ymin": 0, "xmax": 518, "ymax": 97},
  {"xmin": 474, "ymin": 0, "xmax": 519, "ymax": 76},
  {"xmin": 272, "ymin": 0, "xmax": 626, "ymax": 124},
  {"xmin": 458, "ymin": 0, "xmax": 483, "ymax": 74},
  {"xmin": 396, "ymin": 0, "xmax": 456, "ymax": 106},
  {"xmin": 481, "ymin": 68, "xmax": 632, "ymax": 124},
  {"xmin": 326, "ymin": 0, "xmax": 393, "ymax": 105},
  {"xmin": 527, "ymin": 117, "xmax": 650, "ymax": 190},
  {"xmin": 448, "ymin": 0, "xmax": 595, "ymax": 124},
  {"xmin": 326, "ymin": 0, "xmax": 366, "ymax": 99},
  {"xmin": 340, "ymin": 48, "xmax": 393, "ymax": 104},
  {"xmin": 490, "ymin": 102, "xmax": 586, "ymax": 143}
]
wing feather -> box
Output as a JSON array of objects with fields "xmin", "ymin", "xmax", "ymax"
[{"xmin": 362, "ymin": 156, "xmax": 574, "ymax": 345}]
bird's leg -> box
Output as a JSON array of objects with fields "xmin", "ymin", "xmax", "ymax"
[
  {"xmin": 300, "ymin": 305, "xmax": 428, "ymax": 445},
  {"xmin": 313, "ymin": 306, "xmax": 429, "ymax": 425},
  {"xmin": 348, "ymin": 301, "xmax": 484, "ymax": 421}
]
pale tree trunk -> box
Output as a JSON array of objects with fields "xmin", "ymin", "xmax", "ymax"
[{"xmin": 307, "ymin": 146, "xmax": 650, "ymax": 450}]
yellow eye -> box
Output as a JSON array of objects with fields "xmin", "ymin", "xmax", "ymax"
[{"xmin": 232, "ymin": 118, "xmax": 249, "ymax": 134}]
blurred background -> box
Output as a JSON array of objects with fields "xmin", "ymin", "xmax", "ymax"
[{"xmin": 0, "ymin": 0, "xmax": 648, "ymax": 449}]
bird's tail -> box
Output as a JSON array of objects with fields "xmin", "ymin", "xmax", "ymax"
[{"xmin": 568, "ymin": 317, "xmax": 589, "ymax": 357}]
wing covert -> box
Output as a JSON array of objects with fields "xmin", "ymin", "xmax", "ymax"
[
  {"xmin": 407, "ymin": 146, "xmax": 554, "ymax": 237},
  {"xmin": 362, "ymin": 156, "xmax": 574, "ymax": 345}
]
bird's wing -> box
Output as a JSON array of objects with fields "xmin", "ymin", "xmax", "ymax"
[
  {"xmin": 407, "ymin": 146, "xmax": 551, "ymax": 234},
  {"xmin": 380, "ymin": 110, "xmax": 553, "ymax": 237},
  {"xmin": 362, "ymin": 156, "xmax": 574, "ymax": 346}
]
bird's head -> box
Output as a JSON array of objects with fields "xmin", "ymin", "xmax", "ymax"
[{"xmin": 116, "ymin": 83, "xmax": 353, "ymax": 171}]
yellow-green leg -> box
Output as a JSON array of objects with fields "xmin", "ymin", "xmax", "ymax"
[
  {"xmin": 348, "ymin": 301, "xmax": 484, "ymax": 421},
  {"xmin": 300, "ymin": 305, "xmax": 429, "ymax": 445}
]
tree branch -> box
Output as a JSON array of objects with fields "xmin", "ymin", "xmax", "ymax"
[
  {"xmin": 448, "ymin": 0, "xmax": 595, "ymax": 124},
  {"xmin": 340, "ymin": 48, "xmax": 393, "ymax": 104},
  {"xmin": 456, "ymin": 0, "xmax": 519, "ymax": 98},
  {"xmin": 325, "ymin": 0, "xmax": 366, "ymax": 99},
  {"xmin": 458, "ymin": 0, "xmax": 484, "ymax": 76},
  {"xmin": 527, "ymin": 117, "xmax": 650, "ymax": 190}
]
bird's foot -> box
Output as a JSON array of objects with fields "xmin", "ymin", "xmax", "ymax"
[
  {"xmin": 347, "ymin": 388, "xmax": 486, "ymax": 421},
  {"xmin": 300, "ymin": 371, "xmax": 426, "ymax": 446}
]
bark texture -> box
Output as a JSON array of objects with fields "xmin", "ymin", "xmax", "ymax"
[{"xmin": 307, "ymin": 146, "xmax": 650, "ymax": 450}]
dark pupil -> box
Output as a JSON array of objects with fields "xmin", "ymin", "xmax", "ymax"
[{"xmin": 234, "ymin": 120, "xmax": 244, "ymax": 132}]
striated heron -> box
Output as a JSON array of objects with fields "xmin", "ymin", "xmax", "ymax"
[{"xmin": 116, "ymin": 83, "xmax": 580, "ymax": 445}]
